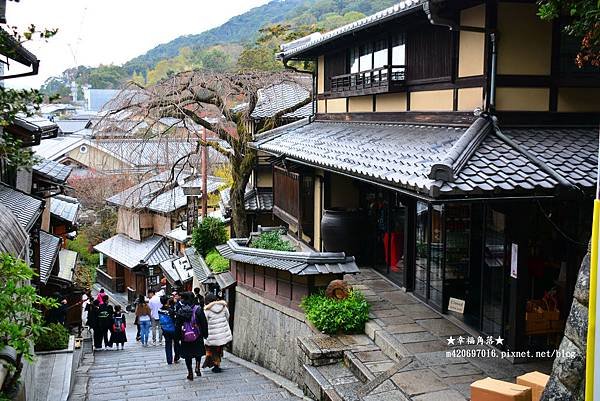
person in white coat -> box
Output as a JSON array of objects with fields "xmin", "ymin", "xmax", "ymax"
[{"xmin": 202, "ymin": 293, "xmax": 232, "ymax": 373}]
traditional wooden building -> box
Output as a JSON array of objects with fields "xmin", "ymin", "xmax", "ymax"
[
  {"xmin": 94, "ymin": 170, "xmax": 224, "ymax": 297},
  {"xmin": 252, "ymin": 0, "xmax": 599, "ymax": 353}
]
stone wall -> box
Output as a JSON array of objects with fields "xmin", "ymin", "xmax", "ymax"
[
  {"xmin": 542, "ymin": 252, "xmax": 589, "ymax": 401},
  {"xmin": 232, "ymin": 285, "xmax": 312, "ymax": 385}
]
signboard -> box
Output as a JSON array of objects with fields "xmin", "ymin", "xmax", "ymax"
[
  {"xmin": 510, "ymin": 243, "xmax": 518, "ymax": 279},
  {"xmin": 448, "ymin": 297, "xmax": 465, "ymax": 314},
  {"xmin": 187, "ymin": 196, "xmax": 198, "ymax": 235}
]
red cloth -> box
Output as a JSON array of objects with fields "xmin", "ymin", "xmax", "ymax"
[
  {"xmin": 384, "ymin": 232, "xmax": 404, "ymax": 270},
  {"xmin": 96, "ymin": 293, "xmax": 105, "ymax": 305}
]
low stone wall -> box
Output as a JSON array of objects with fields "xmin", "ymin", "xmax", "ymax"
[{"xmin": 232, "ymin": 285, "xmax": 312, "ymax": 385}]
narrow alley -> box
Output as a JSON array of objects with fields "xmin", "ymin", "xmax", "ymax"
[{"xmin": 70, "ymin": 317, "xmax": 304, "ymax": 401}]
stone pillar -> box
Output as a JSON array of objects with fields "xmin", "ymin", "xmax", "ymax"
[{"xmin": 541, "ymin": 251, "xmax": 589, "ymax": 401}]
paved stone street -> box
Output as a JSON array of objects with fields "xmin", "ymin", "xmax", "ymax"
[{"xmin": 70, "ymin": 317, "xmax": 303, "ymax": 401}]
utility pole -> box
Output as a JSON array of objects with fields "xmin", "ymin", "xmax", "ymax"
[{"xmin": 201, "ymin": 126, "xmax": 208, "ymax": 218}]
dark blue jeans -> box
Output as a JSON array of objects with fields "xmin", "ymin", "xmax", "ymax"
[{"xmin": 163, "ymin": 331, "xmax": 180, "ymax": 364}]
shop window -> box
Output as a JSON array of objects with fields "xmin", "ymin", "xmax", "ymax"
[
  {"xmin": 429, "ymin": 205, "xmax": 443, "ymax": 308},
  {"xmin": 482, "ymin": 208, "xmax": 507, "ymax": 337},
  {"xmin": 414, "ymin": 201, "xmax": 429, "ymax": 300}
]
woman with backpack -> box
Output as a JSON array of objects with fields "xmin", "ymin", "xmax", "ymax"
[
  {"xmin": 110, "ymin": 305, "xmax": 127, "ymax": 349},
  {"xmin": 135, "ymin": 295, "xmax": 152, "ymax": 347},
  {"xmin": 158, "ymin": 296, "xmax": 180, "ymax": 364},
  {"xmin": 176, "ymin": 292, "xmax": 208, "ymax": 381},
  {"xmin": 202, "ymin": 293, "xmax": 233, "ymax": 373}
]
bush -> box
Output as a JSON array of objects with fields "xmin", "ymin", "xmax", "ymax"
[
  {"xmin": 191, "ymin": 217, "xmax": 228, "ymax": 257},
  {"xmin": 34, "ymin": 323, "xmax": 70, "ymax": 352},
  {"xmin": 251, "ymin": 231, "xmax": 295, "ymax": 252},
  {"xmin": 205, "ymin": 249, "xmax": 230, "ymax": 274},
  {"xmin": 300, "ymin": 290, "xmax": 370, "ymax": 335}
]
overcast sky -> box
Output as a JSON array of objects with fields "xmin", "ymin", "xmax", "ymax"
[{"xmin": 5, "ymin": 0, "xmax": 270, "ymax": 89}]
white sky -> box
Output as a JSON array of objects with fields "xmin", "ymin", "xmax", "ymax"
[{"xmin": 5, "ymin": 0, "xmax": 270, "ymax": 89}]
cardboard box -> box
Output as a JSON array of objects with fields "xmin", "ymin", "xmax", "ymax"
[
  {"xmin": 517, "ymin": 371, "xmax": 549, "ymax": 401},
  {"xmin": 525, "ymin": 320, "xmax": 550, "ymax": 333},
  {"xmin": 471, "ymin": 377, "xmax": 532, "ymax": 401}
]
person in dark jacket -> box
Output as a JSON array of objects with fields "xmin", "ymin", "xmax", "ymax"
[
  {"xmin": 109, "ymin": 305, "xmax": 127, "ymax": 349},
  {"xmin": 96, "ymin": 295, "xmax": 114, "ymax": 349},
  {"xmin": 176, "ymin": 292, "xmax": 208, "ymax": 381},
  {"xmin": 89, "ymin": 299, "xmax": 101, "ymax": 348},
  {"xmin": 159, "ymin": 296, "xmax": 180, "ymax": 364}
]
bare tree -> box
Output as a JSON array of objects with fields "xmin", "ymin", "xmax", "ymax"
[{"xmin": 103, "ymin": 70, "xmax": 311, "ymax": 237}]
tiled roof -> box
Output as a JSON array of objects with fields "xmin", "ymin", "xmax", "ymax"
[
  {"xmin": 254, "ymin": 118, "xmax": 598, "ymax": 198},
  {"xmin": 251, "ymin": 81, "xmax": 311, "ymax": 120},
  {"xmin": 0, "ymin": 183, "xmax": 43, "ymax": 231},
  {"xmin": 0, "ymin": 203, "xmax": 28, "ymax": 259},
  {"xmin": 39, "ymin": 231, "xmax": 61, "ymax": 284},
  {"xmin": 280, "ymin": 0, "xmax": 426, "ymax": 59},
  {"xmin": 217, "ymin": 238, "xmax": 359, "ymax": 276},
  {"xmin": 33, "ymin": 158, "xmax": 73, "ymax": 184},
  {"xmin": 32, "ymin": 136, "xmax": 87, "ymax": 161},
  {"xmin": 94, "ymin": 234, "xmax": 170, "ymax": 269},
  {"xmin": 107, "ymin": 171, "xmax": 223, "ymax": 213},
  {"xmin": 57, "ymin": 249, "xmax": 77, "ymax": 283},
  {"xmin": 50, "ymin": 195, "xmax": 80, "ymax": 225},
  {"xmin": 184, "ymin": 247, "xmax": 209, "ymax": 284},
  {"xmin": 244, "ymin": 188, "xmax": 273, "ymax": 212}
]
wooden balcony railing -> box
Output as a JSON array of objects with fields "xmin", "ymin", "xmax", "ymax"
[{"xmin": 330, "ymin": 65, "xmax": 406, "ymax": 93}]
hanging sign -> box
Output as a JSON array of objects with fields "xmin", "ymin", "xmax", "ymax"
[
  {"xmin": 448, "ymin": 297, "xmax": 466, "ymax": 314},
  {"xmin": 510, "ymin": 243, "xmax": 518, "ymax": 278}
]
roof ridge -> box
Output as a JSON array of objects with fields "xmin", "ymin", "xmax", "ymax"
[
  {"xmin": 429, "ymin": 116, "xmax": 493, "ymax": 182},
  {"xmin": 491, "ymin": 123, "xmax": 574, "ymax": 188}
]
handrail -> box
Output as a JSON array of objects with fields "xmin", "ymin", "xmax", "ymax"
[{"xmin": 330, "ymin": 65, "xmax": 406, "ymax": 92}]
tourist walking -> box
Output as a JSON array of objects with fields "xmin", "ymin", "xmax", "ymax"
[
  {"xmin": 96, "ymin": 295, "xmax": 113, "ymax": 349},
  {"xmin": 148, "ymin": 289, "xmax": 163, "ymax": 346},
  {"xmin": 176, "ymin": 292, "xmax": 208, "ymax": 381},
  {"xmin": 158, "ymin": 296, "xmax": 180, "ymax": 364},
  {"xmin": 110, "ymin": 305, "xmax": 127, "ymax": 349},
  {"xmin": 89, "ymin": 299, "xmax": 101, "ymax": 349},
  {"xmin": 202, "ymin": 293, "xmax": 232, "ymax": 373},
  {"xmin": 135, "ymin": 296, "xmax": 152, "ymax": 347},
  {"xmin": 96, "ymin": 288, "xmax": 105, "ymax": 305}
]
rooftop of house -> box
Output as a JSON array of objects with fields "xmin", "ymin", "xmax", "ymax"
[
  {"xmin": 250, "ymin": 79, "xmax": 312, "ymax": 121},
  {"xmin": 106, "ymin": 170, "xmax": 224, "ymax": 213},
  {"xmin": 94, "ymin": 234, "xmax": 171, "ymax": 269},
  {"xmin": 252, "ymin": 116, "xmax": 598, "ymax": 199},
  {"xmin": 280, "ymin": 0, "xmax": 426, "ymax": 60},
  {"xmin": 0, "ymin": 183, "xmax": 43, "ymax": 232},
  {"xmin": 39, "ymin": 231, "xmax": 61, "ymax": 284},
  {"xmin": 50, "ymin": 195, "xmax": 79, "ymax": 225},
  {"xmin": 0, "ymin": 202, "xmax": 28, "ymax": 259},
  {"xmin": 33, "ymin": 158, "xmax": 73, "ymax": 184}
]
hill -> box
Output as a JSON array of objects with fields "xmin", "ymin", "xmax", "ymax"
[{"xmin": 40, "ymin": 0, "xmax": 398, "ymax": 94}]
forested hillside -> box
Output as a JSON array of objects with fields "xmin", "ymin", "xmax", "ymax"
[{"xmin": 41, "ymin": 0, "xmax": 397, "ymax": 96}]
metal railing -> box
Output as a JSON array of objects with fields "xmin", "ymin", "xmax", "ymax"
[{"xmin": 330, "ymin": 65, "xmax": 406, "ymax": 92}]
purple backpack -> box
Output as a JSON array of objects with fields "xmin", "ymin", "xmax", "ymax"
[{"xmin": 182, "ymin": 305, "xmax": 200, "ymax": 343}]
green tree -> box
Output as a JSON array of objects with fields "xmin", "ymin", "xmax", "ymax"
[
  {"xmin": 539, "ymin": 0, "xmax": 600, "ymax": 67},
  {"xmin": 0, "ymin": 253, "xmax": 57, "ymax": 392},
  {"xmin": 191, "ymin": 216, "xmax": 228, "ymax": 256},
  {"xmin": 237, "ymin": 46, "xmax": 283, "ymax": 71}
]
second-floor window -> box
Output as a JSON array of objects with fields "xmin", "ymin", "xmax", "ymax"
[{"xmin": 326, "ymin": 26, "xmax": 451, "ymax": 94}]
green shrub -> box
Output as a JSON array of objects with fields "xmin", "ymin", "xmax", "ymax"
[
  {"xmin": 251, "ymin": 231, "xmax": 295, "ymax": 252},
  {"xmin": 191, "ymin": 217, "xmax": 228, "ymax": 257},
  {"xmin": 300, "ymin": 290, "xmax": 370, "ymax": 334},
  {"xmin": 205, "ymin": 249, "xmax": 230, "ymax": 273},
  {"xmin": 34, "ymin": 323, "xmax": 69, "ymax": 352}
]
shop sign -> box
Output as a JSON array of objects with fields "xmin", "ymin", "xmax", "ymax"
[
  {"xmin": 510, "ymin": 243, "xmax": 518, "ymax": 279},
  {"xmin": 448, "ymin": 297, "xmax": 465, "ymax": 314}
]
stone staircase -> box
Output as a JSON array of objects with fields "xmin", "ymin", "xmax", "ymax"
[{"xmin": 298, "ymin": 269, "xmax": 553, "ymax": 401}]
